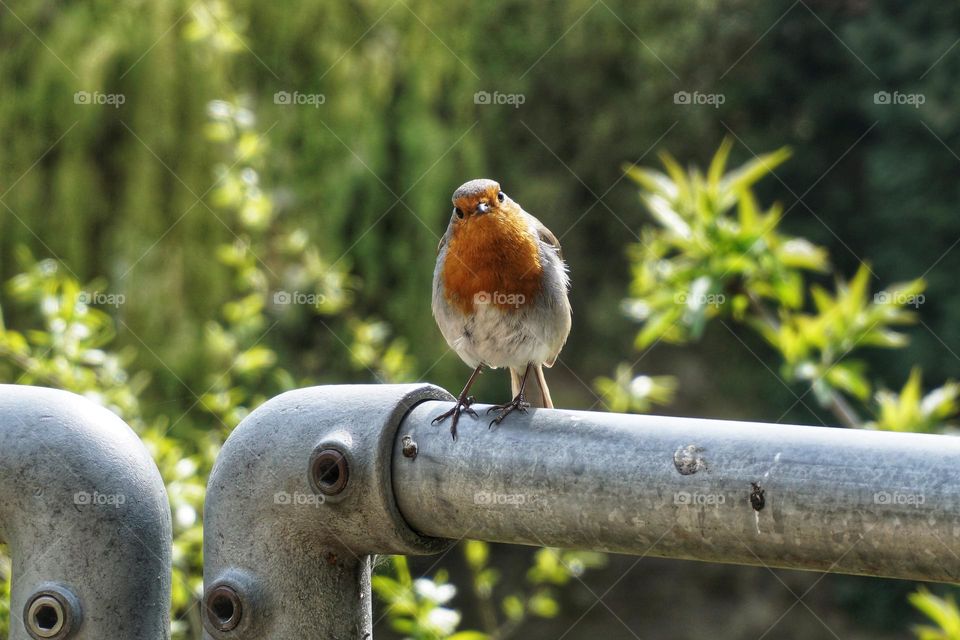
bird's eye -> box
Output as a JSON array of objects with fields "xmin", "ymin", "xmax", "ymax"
[
  {"xmin": 454, "ymin": 207, "xmax": 464, "ymax": 219},
  {"xmin": 497, "ymin": 191, "xmax": 505, "ymax": 203}
]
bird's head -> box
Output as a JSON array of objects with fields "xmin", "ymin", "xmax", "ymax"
[{"xmin": 450, "ymin": 178, "xmax": 515, "ymax": 219}]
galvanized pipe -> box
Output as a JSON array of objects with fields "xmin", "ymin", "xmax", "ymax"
[
  {"xmin": 0, "ymin": 385, "xmax": 172, "ymax": 639},
  {"xmin": 204, "ymin": 384, "xmax": 960, "ymax": 639},
  {"xmin": 394, "ymin": 400, "xmax": 960, "ymax": 583},
  {"xmin": 201, "ymin": 385, "xmax": 452, "ymax": 640}
]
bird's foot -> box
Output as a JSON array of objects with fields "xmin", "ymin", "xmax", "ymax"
[
  {"xmin": 431, "ymin": 396, "xmax": 478, "ymax": 440},
  {"xmin": 486, "ymin": 394, "xmax": 530, "ymax": 428}
]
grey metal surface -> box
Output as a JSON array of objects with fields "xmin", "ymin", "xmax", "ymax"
[
  {"xmin": 0, "ymin": 385, "xmax": 172, "ymax": 639},
  {"xmin": 395, "ymin": 400, "xmax": 960, "ymax": 583},
  {"xmin": 202, "ymin": 384, "xmax": 453, "ymax": 640}
]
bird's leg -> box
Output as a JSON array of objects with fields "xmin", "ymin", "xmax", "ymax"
[
  {"xmin": 432, "ymin": 364, "xmax": 483, "ymax": 440},
  {"xmin": 487, "ymin": 363, "xmax": 532, "ymax": 428}
]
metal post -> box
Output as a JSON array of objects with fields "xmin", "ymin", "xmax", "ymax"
[
  {"xmin": 394, "ymin": 398, "xmax": 960, "ymax": 583},
  {"xmin": 0, "ymin": 385, "xmax": 172, "ymax": 639},
  {"xmin": 201, "ymin": 385, "xmax": 453, "ymax": 640}
]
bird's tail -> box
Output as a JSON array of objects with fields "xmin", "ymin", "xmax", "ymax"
[{"xmin": 511, "ymin": 364, "xmax": 554, "ymax": 409}]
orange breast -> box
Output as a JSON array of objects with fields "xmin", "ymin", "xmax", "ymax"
[{"xmin": 442, "ymin": 210, "xmax": 543, "ymax": 315}]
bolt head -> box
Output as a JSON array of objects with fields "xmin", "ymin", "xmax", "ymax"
[
  {"xmin": 205, "ymin": 584, "xmax": 243, "ymax": 632},
  {"xmin": 24, "ymin": 588, "xmax": 78, "ymax": 640},
  {"xmin": 310, "ymin": 448, "xmax": 349, "ymax": 495},
  {"xmin": 401, "ymin": 435, "xmax": 418, "ymax": 459}
]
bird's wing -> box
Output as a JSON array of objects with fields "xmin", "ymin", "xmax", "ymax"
[
  {"xmin": 525, "ymin": 212, "xmax": 563, "ymax": 260},
  {"xmin": 437, "ymin": 233, "xmax": 446, "ymax": 255}
]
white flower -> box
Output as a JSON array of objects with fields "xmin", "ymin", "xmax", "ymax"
[
  {"xmin": 175, "ymin": 504, "xmax": 197, "ymax": 528},
  {"xmin": 630, "ymin": 375, "xmax": 654, "ymax": 398},
  {"xmin": 426, "ymin": 607, "xmax": 461, "ymax": 634},
  {"xmin": 413, "ymin": 578, "xmax": 456, "ymax": 604}
]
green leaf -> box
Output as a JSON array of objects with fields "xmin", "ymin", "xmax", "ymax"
[
  {"xmin": 529, "ymin": 591, "xmax": 560, "ymax": 618},
  {"xmin": 707, "ymin": 137, "xmax": 734, "ymax": 191},
  {"xmin": 909, "ymin": 588, "xmax": 960, "ymax": 638},
  {"xmin": 464, "ymin": 540, "xmax": 489, "ymax": 571},
  {"xmin": 722, "ymin": 147, "xmax": 791, "ymax": 194},
  {"xmin": 825, "ymin": 361, "xmax": 871, "ymax": 401},
  {"xmin": 641, "ymin": 194, "xmax": 691, "ymax": 238},
  {"xmin": 657, "ymin": 151, "xmax": 690, "ymax": 200},
  {"xmin": 502, "ymin": 595, "xmax": 525, "ymax": 622}
]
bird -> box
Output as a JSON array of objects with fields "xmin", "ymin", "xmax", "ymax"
[{"xmin": 432, "ymin": 178, "xmax": 571, "ymax": 439}]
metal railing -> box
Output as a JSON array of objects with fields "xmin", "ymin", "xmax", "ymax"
[
  {"xmin": 2, "ymin": 382, "xmax": 957, "ymax": 638},
  {"xmin": 0, "ymin": 385, "xmax": 171, "ymax": 640},
  {"xmin": 200, "ymin": 384, "xmax": 960, "ymax": 639}
]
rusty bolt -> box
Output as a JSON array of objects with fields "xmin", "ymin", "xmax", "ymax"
[
  {"xmin": 205, "ymin": 584, "xmax": 242, "ymax": 632},
  {"xmin": 401, "ymin": 435, "xmax": 418, "ymax": 459},
  {"xmin": 310, "ymin": 448, "xmax": 349, "ymax": 496}
]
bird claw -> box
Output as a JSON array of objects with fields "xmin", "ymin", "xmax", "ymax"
[
  {"xmin": 462, "ymin": 396, "xmax": 479, "ymax": 419},
  {"xmin": 432, "ymin": 396, "xmax": 478, "ymax": 440},
  {"xmin": 486, "ymin": 395, "xmax": 530, "ymax": 428}
]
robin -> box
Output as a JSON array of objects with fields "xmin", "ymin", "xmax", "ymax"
[{"xmin": 432, "ymin": 178, "xmax": 571, "ymax": 439}]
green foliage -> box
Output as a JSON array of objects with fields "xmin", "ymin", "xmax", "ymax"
[
  {"xmin": 868, "ymin": 369, "xmax": 960, "ymax": 434},
  {"xmin": 606, "ymin": 141, "xmax": 957, "ymax": 431},
  {"xmin": 911, "ymin": 589, "xmax": 960, "ymax": 640},
  {"xmin": 622, "ymin": 141, "xmax": 823, "ymax": 349},
  {"xmin": 593, "ymin": 364, "xmax": 677, "ymax": 414},
  {"xmin": 603, "ymin": 141, "xmax": 960, "ymax": 637},
  {"xmin": 459, "ymin": 540, "xmax": 607, "ymax": 639},
  {"xmin": 0, "ymin": 89, "xmax": 599, "ymax": 640},
  {"xmin": 371, "ymin": 540, "xmax": 608, "ymax": 639},
  {"xmin": 373, "ymin": 557, "xmax": 478, "ymax": 640},
  {"xmin": 0, "ymin": 3, "xmax": 609, "ymax": 637},
  {"xmin": 0, "ymin": 96, "xmax": 414, "ymax": 637}
]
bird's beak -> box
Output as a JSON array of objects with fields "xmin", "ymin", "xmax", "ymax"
[{"xmin": 476, "ymin": 202, "xmax": 490, "ymax": 214}]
